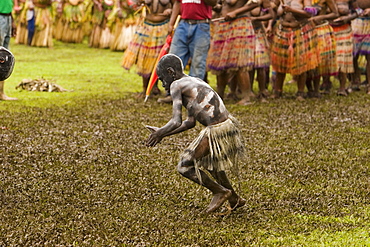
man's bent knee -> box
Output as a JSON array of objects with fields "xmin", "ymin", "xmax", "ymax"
[{"xmin": 177, "ymin": 159, "xmax": 194, "ymax": 175}]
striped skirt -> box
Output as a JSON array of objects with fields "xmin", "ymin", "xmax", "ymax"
[
  {"xmin": 254, "ymin": 26, "xmax": 270, "ymax": 68},
  {"xmin": 270, "ymin": 21, "xmax": 318, "ymax": 75},
  {"xmin": 180, "ymin": 115, "xmax": 245, "ymax": 183},
  {"xmin": 207, "ymin": 16, "xmax": 255, "ymax": 75},
  {"xmin": 315, "ymin": 22, "xmax": 337, "ymax": 77},
  {"xmin": 121, "ymin": 20, "xmax": 169, "ymax": 78},
  {"xmin": 331, "ymin": 23, "xmax": 354, "ymax": 73},
  {"xmin": 352, "ymin": 17, "xmax": 370, "ymax": 56}
]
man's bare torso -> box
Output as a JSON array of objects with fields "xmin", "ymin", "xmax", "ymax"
[
  {"xmin": 277, "ymin": 0, "xmax": 309, "ymax": 27},
  {"xmin": 221, "ymin": 0, "xmax": 249, "ymax": 16},
  {"xmin": 335, "ymin": 0, "xmax": 351, "ymax": 16},
  {"xmin": 357, "ymin": 0, "xmax": 370, "ymax": 11},
  {"xmin": 143, "ymin": 0, "xmax": 172, "ymax": 22},
  {"xmin": 171, "ymin": 77, "xmax": 229, "ymax": 126}
]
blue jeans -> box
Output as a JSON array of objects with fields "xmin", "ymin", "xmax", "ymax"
[
  {"xmin": 0, "ymin": 15, "xmax": 12, "ymax": 49},
  {"xmin": 169, "ymin": 20, "xmax": 210, "ymax": 80},
  {"xmin": 27, "ymin": 16, "xmax": 35, "ymax": 45}
]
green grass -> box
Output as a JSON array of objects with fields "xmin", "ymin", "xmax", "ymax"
[{"xmin": 1, "ymin": 40, "xmax": 370, "ymax": 246}]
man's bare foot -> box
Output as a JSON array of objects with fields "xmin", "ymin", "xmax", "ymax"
[
  {"xmin": 0, "ymin": 94, "xmax": 18, "ymax": 101},
  {"xmin": 229, "ymin": 197, "xmax": 246, "ymax": 210},
  {"xmin": 236, "ymin": 96, "xmax": 252, "ymax": 105},
  {"xmin": 206, "ymin": 189, "xmax": 232, "ymax": 213},
  {"xmin": 226, "ymin": 92, "xmax": 239, "ymax": 101}
]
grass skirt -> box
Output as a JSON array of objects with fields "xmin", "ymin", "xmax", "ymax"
[
  {"xmin": 31, "ymin": 7, "xmax": 54, "ymax": 47},
  {"xmin": 315, "ymin": 22, "xmax": 337, "ymax": 77},
  {"xmin": 270, "ymin": 21, "xmax": 318, "ymax": 75},
  {"xmin": 180, "ymin": 115, "xmax": 245, "ymax": 182},
  {"xmin": 331, "ymin": 23, "xmax": 354, "ymax": 73},
  {"xmin": 121, "ymin": 20, "xmax": 169, "ymax": 78},
  {"xmin": 207, "ymin": 16, "xmax": 255, "ymax": 74},
  {"xmin": 352, "ymin": 17, "xmax": 370, "ymax": 56},
  {"xmin": 254, "ymin": 26, "xmax": 270, "ymax": 68}
]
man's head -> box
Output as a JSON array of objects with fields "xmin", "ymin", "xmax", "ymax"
[
  {"xmin": 0, "ymin": 47, "xmax": 15, "ymax": 81},
  {"xmin": 156, "ymin": 54, "xmax": 184, "ymax": 90}
]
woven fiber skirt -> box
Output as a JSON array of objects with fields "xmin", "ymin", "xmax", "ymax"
[
  {"xmin": 331, "ymin": 23, "xmax": 354, "ymax": 73},
  {"xmin": 352, "ymin": 17, "xmax": 370, "ymax": 56},
  {"xmin": 207, "ymin": 16, "xmax": 255, "ymax": 75},
  {"xmin": 121, "ymin": 20, "xmax": 169, "ymax": 78},
  {"xmin": 271, "ymin": 21, "xmax": 318, "ymax": 75}
]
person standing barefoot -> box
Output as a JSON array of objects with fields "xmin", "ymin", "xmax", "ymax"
[
  {"xmin": 207, "ymin": 0, "xmax": 260, "ymax": 105},
  {"xmin": 270, "ymin": 0, "xmax": 319, "ymax": 100}
]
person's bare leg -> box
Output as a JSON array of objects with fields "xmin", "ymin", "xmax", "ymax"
[
  {"xmin": 321, "ymin": 75, "xmax": 332, "ymax": 94},
  {"xmin": 365, "ymin": 54, "xmax": 370, "ymax": 94},
  {"xmin": 256, "ymin": 68, "xmax": 268, "ymax": 99},
  {"xmin": 249, "ymin": 69, "xmax": 255, "ymax": 94},
  {"xmin": 179, "ymin": 164, "xmax": 232, "ymax": 213},
  {"xmin": 312, "ymin": 76, "xmax": 321, "ymax": 98},
  {"xmin": 271, "ymin": 72, "xmax": 285, "ymax": 98},
  {"xmin": 142, "ymin": 77, "xmax": 149, "ymax": 94},
  {"xmin": 305, "ymin": 71, "xmax": 313, "ymax": 97},
  {"xmin": 210, "ymin": 170, "xmax": 246, "ymax": 210},
  {"xmin": 236, "ymin": 70, "xmax": 252, "ymax": 105},
  {"xmin": 178, "ymin": 137, "xmax": 231, "ymax": 213},
  {"xmin": 296, "ymin": 72, "xmax": 306, "ymax": 101},
  {"xmin": 265, "ymin": 67, "xmax": 270, "ymax": 90},
  {"xmin": 0, "ymin": 81, "xmax": 18, "ymax": 101},
  {"xmin": 226, "ymin": 73, "xmax": 239, "ymax": 100},
  {"xmin": 216, "ymin": 72, "xmax": 228, "ymax": 99},
  {"xmin": 337, "ymin": 71, "xmax": 348, "ymax": 96},
  {"xmin": 352, "ymin": 55, "xmax": 361, "ymax": 90}
]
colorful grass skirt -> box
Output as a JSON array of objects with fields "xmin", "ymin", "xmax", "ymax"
[
  {"xmin": 207, "ymin": 16, "xmax": 255, "ymax": 75},
  {"xmin": 270, "ymin": 21, "xmax": 318, "ymax": 75},
  {"xmin": 121, "ymin": 20, "xmax": 169, "ymax": 78}
]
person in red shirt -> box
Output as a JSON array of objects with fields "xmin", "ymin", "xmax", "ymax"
[{"xmin": 157, "ymin": 0, "xmax": 217, "ymax": 103}]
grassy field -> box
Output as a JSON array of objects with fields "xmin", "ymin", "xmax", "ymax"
[{"xmin": 1, "ymin": 40, "xmax": 370, "ymax": 246}]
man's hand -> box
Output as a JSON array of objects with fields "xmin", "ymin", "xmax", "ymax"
[
  {"xmin": 309, "ymin": 15, "xmax": 323, "ymax": 25},
  {"xmin": 333, "ymin": 16, "xmax": 347, "ymax": 23},
  {"xmin": 13, "ymin": 5, "xmax": 22, "ymax": 13},
  {"xmin": 146, "ymin": 132, "xmax": 163, "ymax": 147},
  {"xmin": 145, "ymin": 126, "xmax": 162, "ymax": 147},
  {"xmin": 163, "ymin": 8, "xmax": 172, "ymax": 16},
  {"xmin": 224, "ymin": 11, "xmax": 237, "ymax": 21},
  {"xmin": 282, "ymin": 5, "xmax": 293, "ymax": 13},
  {"xmin": 362, "ymin": 8, "xmax": 370, "ymax": 17}
]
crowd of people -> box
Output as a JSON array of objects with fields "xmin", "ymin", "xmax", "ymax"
[
  {"xmin": 121, "ymin": 0, "xmax": 370, "ymax": 104},
  {"xmin": 12, "ymin": 0, "xmax": 140, "ymax": 49},
  {"xmin": 5, "ymin": 0, "xmax": 370, "ymax": 104}
]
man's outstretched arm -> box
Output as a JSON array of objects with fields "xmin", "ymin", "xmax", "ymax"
[{"xmin": 146, "ymin": 87, "xmax": 188, "ymax": 146}]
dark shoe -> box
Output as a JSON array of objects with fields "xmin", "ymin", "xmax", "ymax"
[{"xmin": 157, "ymin": 95, "xmax": 172, "ymax": 104}]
